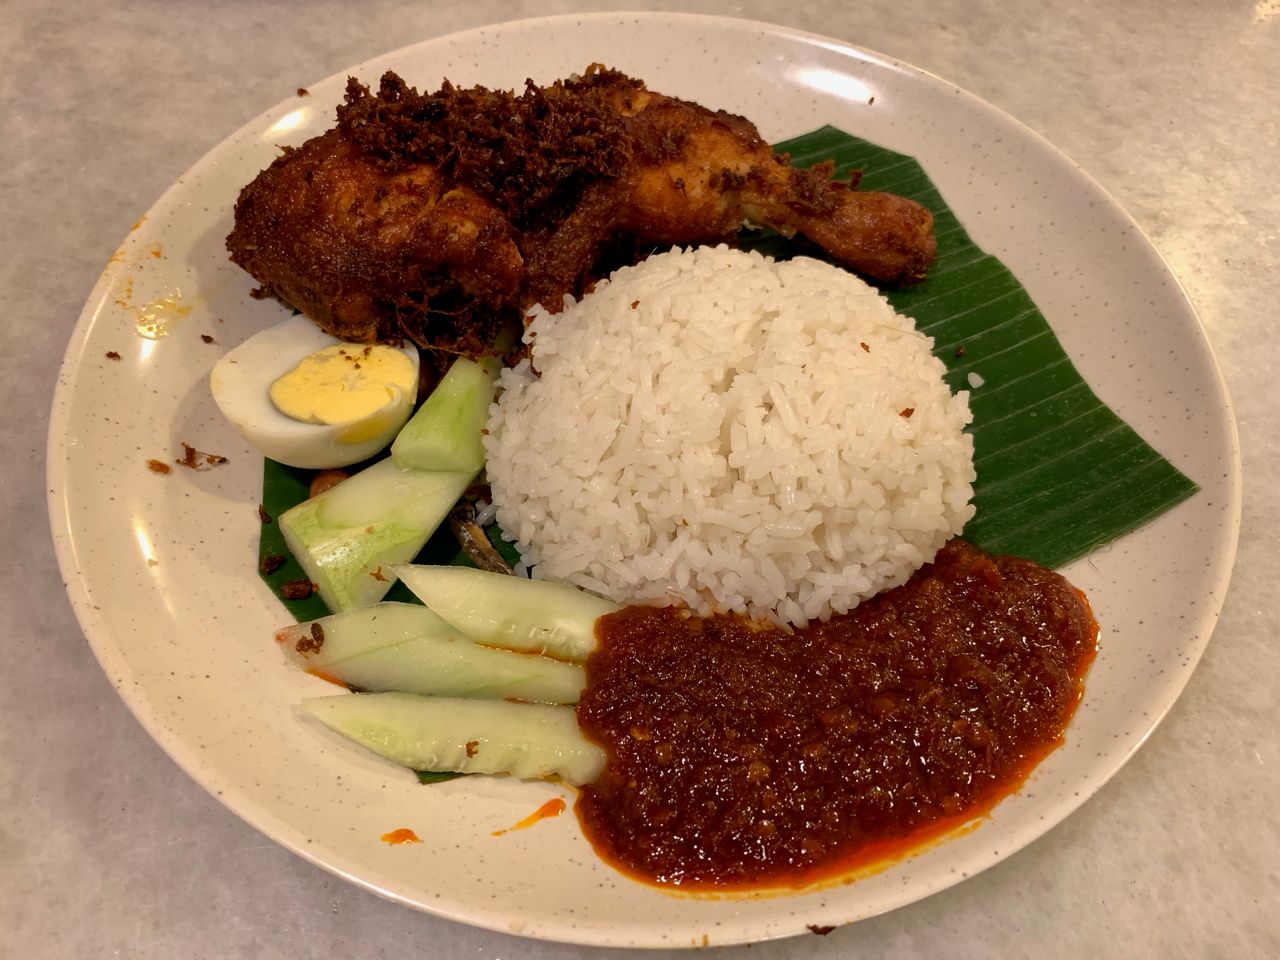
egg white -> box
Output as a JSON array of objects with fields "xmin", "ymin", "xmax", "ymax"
[{"xmin": 210, "ymin": 315, "xmax": 419, "ymax": 469}]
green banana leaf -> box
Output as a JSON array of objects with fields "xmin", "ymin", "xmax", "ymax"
[{"xmin": 259, "ymin": 125, "xmax": 1197, "ymax": 615}]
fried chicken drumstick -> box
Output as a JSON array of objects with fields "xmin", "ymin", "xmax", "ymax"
[{"xmin": 227, "ymin": 66, "xmax": 935, "ymax": 350}]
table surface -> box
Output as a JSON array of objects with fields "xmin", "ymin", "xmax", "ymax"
[{"xmin": 4, "ymin": 1, "xmax": 1277, "ymax": 957}]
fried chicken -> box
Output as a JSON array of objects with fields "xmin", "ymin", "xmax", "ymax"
[
  {"xmin": 523, "ymin": 70, "xmax": 935, "ymax": 307},
  {"xmin": 227, "ymin": 66, "xmax": 936, "ymax": 351}
]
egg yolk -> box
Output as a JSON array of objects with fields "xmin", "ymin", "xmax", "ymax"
[{"xmin": 270, "ymin": 345, "xmax": 417, "ymax": 435}]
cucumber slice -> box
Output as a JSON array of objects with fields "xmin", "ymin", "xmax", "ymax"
[
  {"xmin": 303, "ymin": 692, "xmax": 605, "ymax": 785},
  {"xmin": 393, "ymin": 565, "xmax": 618, "ymax": 661},
  {"xmin": 323, "ymin": 641, "xmax": 585, "ymax": 704},
  {"xmin": 278, "ymin": 602, "xmax": 585, "ymax": 703},
  {"xmin": 391, "ymin": 356, "xmax": 498, "ymax": 473},
  {"xmin": 276, "ymin": 602, "xmax": 457, "ymax": 670},
  {"xmin": 279, "ymin": 458, "xmax": 474, "ymax": 612}
]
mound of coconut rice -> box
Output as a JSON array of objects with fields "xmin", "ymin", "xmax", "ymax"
[{"xmin": 484, "ymin": 246, "xmax": 976, "ymax": 626}]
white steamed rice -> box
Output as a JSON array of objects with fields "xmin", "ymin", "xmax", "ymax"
[{"xmin": 484, "ymin": 246, "xmax": 976, "ymax": 625}]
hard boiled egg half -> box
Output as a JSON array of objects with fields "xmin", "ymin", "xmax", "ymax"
[{"xmin": 211, "ymin": 315, "xmax": 419, "ymax": 469}]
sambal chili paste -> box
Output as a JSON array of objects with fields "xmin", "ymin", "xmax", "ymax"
[{"xmin": 575, "ymin": 540, "xmax": 1097, "ymax": 889}]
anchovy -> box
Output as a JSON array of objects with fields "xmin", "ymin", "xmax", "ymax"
[{"xmin": 448, "ymin": 499, "xmax": 513, "ymax": 574}]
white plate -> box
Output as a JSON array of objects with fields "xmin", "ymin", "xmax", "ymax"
[{"xmin": 47, "ymin": 12, "xmax": 1240, "ymax": 948}]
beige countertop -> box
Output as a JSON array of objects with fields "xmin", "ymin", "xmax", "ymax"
[{"xmin": 4, "ymin": 1, "xmax": 1276, "ymax": 956}]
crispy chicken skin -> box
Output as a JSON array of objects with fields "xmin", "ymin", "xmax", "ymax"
[
  {"xmin": 227, "ymin": 66, "xmax": 935, "ymax": 348},
  {"xmin": 227, "ymin": 130, "xmax": 524, "ymax": 346}
]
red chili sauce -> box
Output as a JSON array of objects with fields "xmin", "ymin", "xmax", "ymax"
[{"xmin": 575, "ymin": 540, "xmax": 1097, "ymax": 889}]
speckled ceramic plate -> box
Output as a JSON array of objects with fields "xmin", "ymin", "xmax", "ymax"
[{"xmin": 47, "ymin": 12, "xmax": 1239, "ymax": 948}]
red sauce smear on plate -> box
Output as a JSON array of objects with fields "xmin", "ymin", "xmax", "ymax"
[
  {"xmin": 380, "ymin": 828, "xmax": 421, "ymax": 845},
  {"xmin": 492, "ymin": 797, "xmax": 567, "ymax": 836},
  {"xmin": 576, "ymin": 540, "xmax": 1097, "ymax": 889}
]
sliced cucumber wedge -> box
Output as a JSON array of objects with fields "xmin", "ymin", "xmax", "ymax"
[
  {"xmin": 278, "ymin": 602, "xmax": 584, "ymax": 703},
  {"xmin": 391, "ymin": 356, "xmax": 498, "ymax": 473},
  {"xmin": 276, "ymin": 602, "xmax": 457, "ymax": 669},
  {"xmin": 279, "ymin": 458, "xmax": 475, "ymax": 612},
  {"xmin": 303, "ymin": 692, "xmax": 605, "ymax": 785},
  {"xmin": 393, "ymin": 565, "xmax": 618, "ymax": 661}
]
